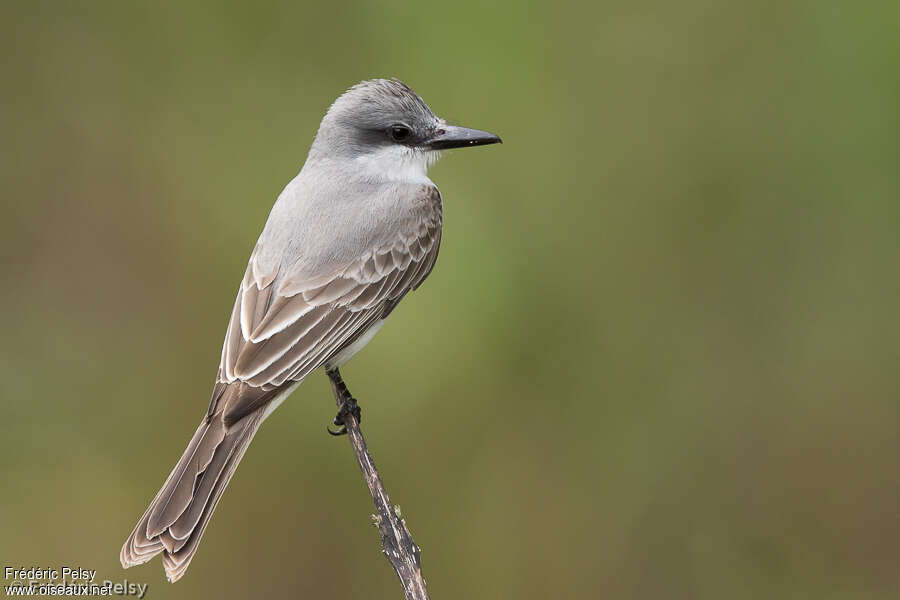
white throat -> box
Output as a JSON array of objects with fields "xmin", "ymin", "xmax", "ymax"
[{"xmin": 352, "ymin": 145, "xmax": 440, "ymax": 184}]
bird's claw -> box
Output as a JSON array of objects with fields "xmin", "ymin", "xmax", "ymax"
[
  {"xmin": 326, "ymin": 424, "xmax": 347, "ymax": 436},
  {"xmin": 327, "ymin": 395, "xmax": 361, "ymax": 436}
]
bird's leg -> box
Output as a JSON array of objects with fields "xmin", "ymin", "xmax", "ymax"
[{"xmin": 326, "ymin": 367, "xmax": 362, "ymax": 436}]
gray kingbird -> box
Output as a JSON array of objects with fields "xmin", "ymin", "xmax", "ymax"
[{"xmin": 120, "ymin": 78, "xmax": 501, "ymax": 581}]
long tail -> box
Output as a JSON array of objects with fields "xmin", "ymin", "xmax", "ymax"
[{"xmin": 120, "ymin": 409, "xmax": 263, "ymax": 582}]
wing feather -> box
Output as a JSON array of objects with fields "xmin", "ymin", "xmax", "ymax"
[
  {"xmin": 248, "ymin": 295, "xmax": 317, "ymax": 343},
  {"xmin": 244, "ymin": 308, "xmax": 347, "ymax": 387},
  {"xmin": 233, "ymin": 305, "xmax": 331, "ymax": 379}
]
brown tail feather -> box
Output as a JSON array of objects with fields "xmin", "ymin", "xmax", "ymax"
[{"xmin": 120, "ymin": 410, "xmax": 263, "ymax": 582}]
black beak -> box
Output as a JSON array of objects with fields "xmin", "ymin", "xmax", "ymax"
[{"xmin": 425, "ymin": 125, "xmax": 502, "ymax": 150}]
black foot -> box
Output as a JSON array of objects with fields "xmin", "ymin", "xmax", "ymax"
[{"xmin": 327, "ymin": 394, "xmax": 362, "ymax": 436}]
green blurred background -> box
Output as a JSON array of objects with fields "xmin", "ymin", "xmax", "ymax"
[{"xmin": 2, "ymin": 1, "xmax": 899, "ymax": 598}]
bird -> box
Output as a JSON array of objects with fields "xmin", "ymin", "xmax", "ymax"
[{"xmin": 120, "ymin": 78, "xmax": 501, "ymax": 582}]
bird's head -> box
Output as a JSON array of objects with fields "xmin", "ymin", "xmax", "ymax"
[{"xmin": 308, "ymin": 78, "xmax": 500, "ymax": 180}]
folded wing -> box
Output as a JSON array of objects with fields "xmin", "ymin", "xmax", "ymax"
[{"xmin": 213, "ymin": 185, "xmax": 442, "ymax": 424}]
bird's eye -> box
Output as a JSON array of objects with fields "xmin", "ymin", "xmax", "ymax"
[{"xmin": 389, "ymin": 125, "xmax": 411, "ymax": 142}]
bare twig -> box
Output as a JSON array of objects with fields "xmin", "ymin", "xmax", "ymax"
[{"xmin": 328, "ymin": 369, "xmax": 429, "ymax": 600}]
